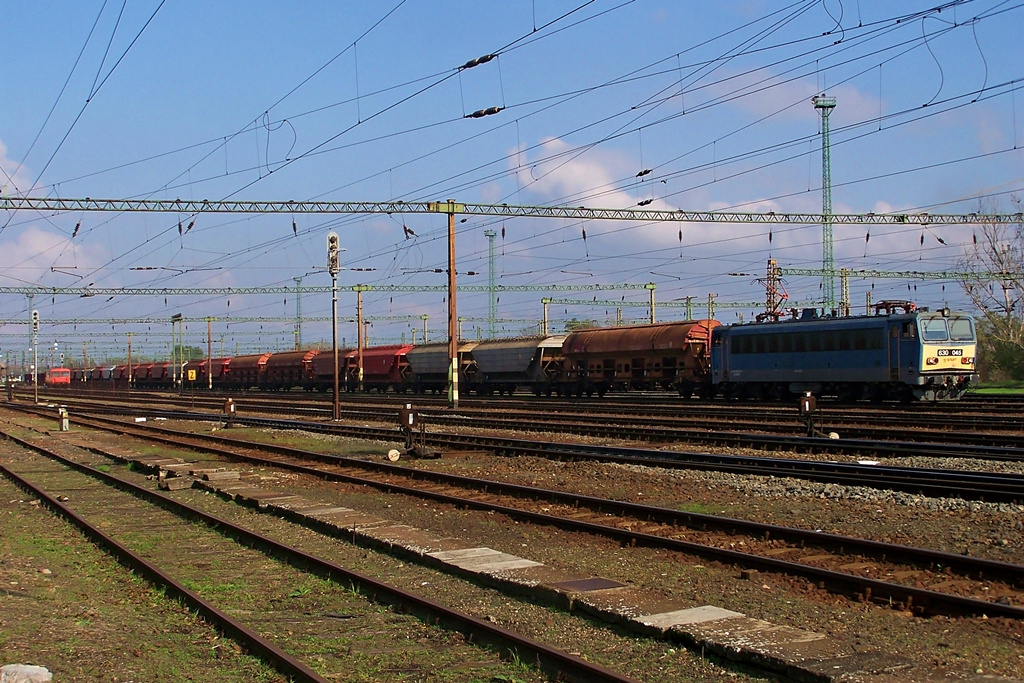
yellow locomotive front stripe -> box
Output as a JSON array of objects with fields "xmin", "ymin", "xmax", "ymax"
[{"xmin": 922, "ymin": 343, "xmax": 975, "ymax": 371}]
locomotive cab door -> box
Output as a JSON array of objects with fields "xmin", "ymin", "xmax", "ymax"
[
  {"xmin": 887, "ymin": 324, "xmax": 900, "ymax": 382},
  {"xmin": 889, "ymin": 320, "xmax": 917, "ymax": 383},
  {"xmin": 710, "ymin": 332, "xmax": 727, "ymax": 383}
]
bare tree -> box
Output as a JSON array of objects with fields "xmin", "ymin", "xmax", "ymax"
[{"xmin": 957, "ymin": 198, "xmax": 1024, "ymax": 349}]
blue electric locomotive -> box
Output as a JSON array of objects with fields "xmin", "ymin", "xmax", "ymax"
[{"xmin": 710, "ymin": 301, "xmax": 976, "ymax": 402}]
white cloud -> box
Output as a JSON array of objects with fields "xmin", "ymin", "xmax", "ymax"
[
  {"xmin": 694, "ymin": 67, "xmax": 881, "ymax": 125},
  {"xmin": 0, "ymin": 224, "xmax": 109, "ymax": 278},
  {"xmin": 0, "ymin": 139, "xmax": 32, "ymax": 195}
]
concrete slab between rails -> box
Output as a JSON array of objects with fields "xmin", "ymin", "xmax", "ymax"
[
  {"xmin": 203, "ymin": 484, "xmax": 299, "ymax": 508},
  {"xmin": 428, "ymin": 547, "xmax": 543, "ymax": 573},
  {"xmin": 638, "ymin": 605, "xmax": 744, "ymax": 629},
  {"xmin": 361, "ymin": 524, "xmax": 466, "ymax": 555},
  {"xmin": 675, "ymin": 615, "xmax": 913, "ymax": 682},
  {"xmin": 169, "ymin": 470, "xmax": 984, "ymax": 683}
]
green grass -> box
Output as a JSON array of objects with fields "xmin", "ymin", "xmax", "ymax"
[
  {"xmin": 969, "ymin": 382, "xmax": 1024, "ymax": 394},
  {"xmin": 677, "ymin": 501, "xmax": 722, "ymax": 515}
]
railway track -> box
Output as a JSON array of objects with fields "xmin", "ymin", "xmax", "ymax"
[
  {"xmin": 14, "ymin": 405, "xmax": 1023, "ymax": 622},
  {"xmin": 29, "ymin": 393, "xmax": 1024, "ymax": 473},
  {"xmin": 34, "ymin": 385, "xmax": 1024, "ymax": 448},
  {"xmin": 0, "ymin": 426, "xmax": 639, "ymax": 683},
  {"xmin": 30, "ymin": 385, "xmax": 1024, "ymax": 431}
]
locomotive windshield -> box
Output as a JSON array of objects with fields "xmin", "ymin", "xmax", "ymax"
[
  {"xmin": 919, "ymin": 317, "xmax": 949, "ymax": 341},
  {"xmin": 948, "ymin": 317, "xmax": 975, "ymax": 341},
  {"xmin": 919, "ymin": 315, "xmax": 975, "ymax": 342}
]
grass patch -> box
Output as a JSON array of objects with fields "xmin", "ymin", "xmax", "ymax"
[
  {"xmin": 677, "ymin": 501, "xmax": 721, "ymax": 515},
  {"xmin": 970, "ymin": 383, "xmax": 1024, "ymax": 395}
]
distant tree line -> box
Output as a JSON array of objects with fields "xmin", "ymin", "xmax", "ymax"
[{"xmin": 958, "ymin": 198, "xmax": 1024, "ymax": 381}]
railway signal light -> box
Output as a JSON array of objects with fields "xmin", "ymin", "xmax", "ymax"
[
  {"xmin": 326, "ymin": 232, "xmax": 340, "ymax": 275},
  {"xmin": 31, "ymin": 310, "xmax": 39, "ymax": 333}
]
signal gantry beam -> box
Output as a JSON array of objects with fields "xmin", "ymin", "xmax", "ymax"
[
  {"xmin": 0, "ymin": 283, "xmax": 657, "ymax": 298},
  {"xmin": 2, "ymin": 196, "xmax": 1020, "ymax": 226}
]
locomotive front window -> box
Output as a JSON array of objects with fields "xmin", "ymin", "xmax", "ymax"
[
  {"xmin": 948, "ymin": 317, "xmax": 975, "ymax": 341},
  {"xmin": 920, "ymin": 318, "xmax": 949, "ymax": 341}
]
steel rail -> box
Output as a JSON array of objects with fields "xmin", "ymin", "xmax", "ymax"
[
  {"xmin": 0, "ymin": 430, "xmax": 639, "ymax": 683},
  {"xmin": 21, "ymin": 411, "xmax": 1023, "ymax": 621},
  {"xmin": 25, "ymin": 401, "xmax": 1024, "ymax": 502},
  {"xmin": 0, "ymin": 464, "xmax": 330, "ymax": 683},
  {"xmin": 32, "ymin": 389, "xmax": 1024, "ymax": 461}
]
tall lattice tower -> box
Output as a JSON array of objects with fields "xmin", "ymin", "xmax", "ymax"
[
  {"xmin": 484, "ymin": 229, "xmax": 497, "ymax": 338},
  {"xmin": 813, "ymin": 94, "xmax": 837, "ymax": 311}
]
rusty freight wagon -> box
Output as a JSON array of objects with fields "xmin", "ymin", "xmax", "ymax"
[{"xmin": 562, "ymin": 319, "xmax": 719, "ymax": 397}]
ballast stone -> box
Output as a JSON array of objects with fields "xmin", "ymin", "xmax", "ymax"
[{"xmin": 0, "ymin": 665, "xmax": 52, "ymax": 683}]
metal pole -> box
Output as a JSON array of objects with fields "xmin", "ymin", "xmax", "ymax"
[
  {"xmin": 484, "ymin": 229, "xmax": 497, "ymax": 338},
  {"xmin": 356, "ymin": 286, "xmax": 365, "ymax": 393},
  {"xmin": 207, "ymin": 317, "xmax": 213, "ymax": 389},
  {"xmin": 127, "ymin": 333, "xmax": 132, "ymax": 389},
  {"xmin": 814, "ymin": 94, "xmax": 837, "ymax": 310},
  {"xmin": 31, "ymin": 309, "xmax": 38, "ymax": 403},
  {"xmin": 646, "ymin": 282, "xmax": 657, "ymax": 324},
  {"xmin": 332, "ymin": 272, "xmax": 339, "ymax": 419},
  {"xmin": 327, "ymin": 231, "xmax": 341, "ymax": 419},
  {"xmin": 446, "ymin": 203, "xmax": 459, "ymax": 408},
  {"xmin": 541, "ymin": 298, "xmax": 550, "ymax": 336},
  {"xmin": 293, "ymin": 276, "xmax": 302, "ymax": 350}
]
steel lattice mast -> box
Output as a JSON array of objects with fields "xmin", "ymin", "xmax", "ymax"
[{"xmin": 814, "ymin": 94, "xmax": 837, "ymax": 311}]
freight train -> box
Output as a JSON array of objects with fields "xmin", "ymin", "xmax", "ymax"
[{"xmin": 58, "ymin": 301, "xmax": 977, "ymax": 402}]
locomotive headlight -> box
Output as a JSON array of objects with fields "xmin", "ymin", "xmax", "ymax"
[
  {"xmin": 961, "ymin": 357, "xmax": 974, "ymax": 365},
  {"xmin": 926, "ymin": 357, "xmax": 939, "ymax": 365}
]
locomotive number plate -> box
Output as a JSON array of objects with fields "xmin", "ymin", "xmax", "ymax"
[{"xmin": 936, "ymin": 348, "xmax": 963, "ymax": 357}]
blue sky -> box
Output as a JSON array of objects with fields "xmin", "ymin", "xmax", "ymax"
[{"xmin": 2, "ymin": 1, "xmax": 1023, "ymax": 362}]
